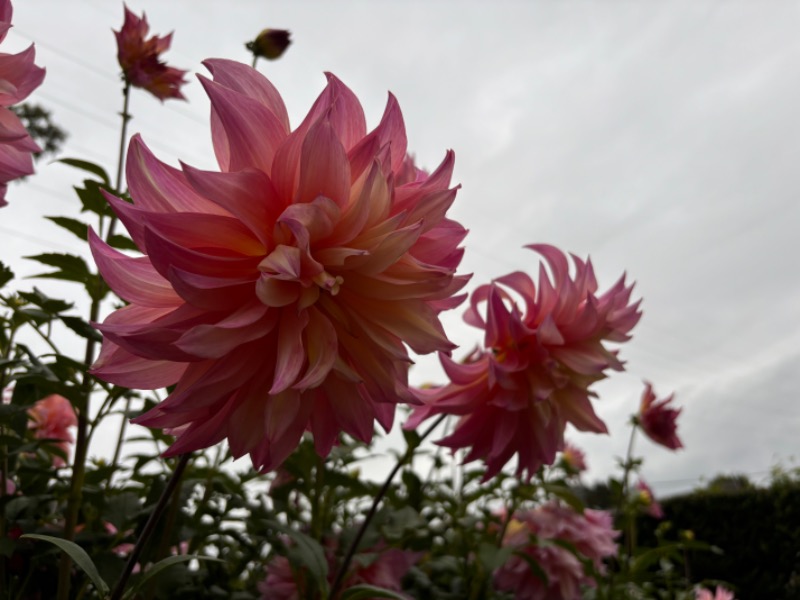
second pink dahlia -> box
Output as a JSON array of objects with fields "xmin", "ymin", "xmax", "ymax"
[
  {"xmin": 90, "ymin": 60, "xmax": 468, "ymax": 471},
  {"xmin": 407, "ymin": 245, "xmax": 641, "ymax": 479}
]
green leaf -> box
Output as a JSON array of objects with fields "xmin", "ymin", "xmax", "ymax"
[
  {"xmin": 61, "ymin": 315, "xmax": 102, "ymax": 342},
  {"xmin": 266, "ymin": 521, "xmax": 329, "ymax": 596},
  {"xmin": 542, "ymin": 483, "xmax": 585, "ymax": 512},
  {"xmin": 25, "ymin": 253, "xmax": 91, "ymax": 284},
  {"xmin": 21, "ymin": 534, "xmax": 110, "ymax": 595},
  {"xmin": 58, "ymin": 157, "xmax": 111, "ymax": 186},
  {"xmin": 477, "ymin": 542, "xmax": 513, "ymax": 571},
  {"xmin": 0, "ymin": 261, "xmax": 13, "ymax": 288},
  {"xmin": 339, "ymin": 584, "xmax": 408, "ymax": 600},
  {"xmin": 17, "ymin": 288, "xmax": 73, "ymax": 314},
  {"xmin": 107, "ymin": 234, "xmax": 139, "ymax": 251},
  {"xmin": 46, "ymin": 216, "xmax": 88, "ymax": 241},
  {"xmin": 122, "ymin": 554, "xmax": 224, "ymax": 599}
]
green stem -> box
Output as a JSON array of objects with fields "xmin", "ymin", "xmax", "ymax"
[
  {"xmin": 109, "ymin": 453, "xmax": 191, "ymax": 600},
  {"xmin": 621, "ymin": 422, "xmax": 639, "ymax": 567},
  {"xmin": 56, "ymin": 297, "xmax": 101, "ymax": 600},
  {"xmin": 328, "ymin": 414, "xmax": 447, "ymax": 599},
  {"xmin": 106, "ymin": 81, "xmax": 131, "ymax": 240}
]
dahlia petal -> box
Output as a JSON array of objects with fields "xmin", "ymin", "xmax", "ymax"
[
  {"xmin": 255, "ymin": 277, "xmax": 300, "ymax": 307},
  {"xmin": 558, "ymin": 387, "xmax": 608, "ymax": 433},
  {"xmin": 127, "ymin": 135, "xmax": 224, "ymax": 215},
  {"xmin": 348, "ymin": 92, "xmax": 407, "ymax": 178},
  {"xmin": 182, "ymin": 164, "xmax": 283, "ymax": 246},
  {"xmin": 294, "ymin": 308, "xmax": 337, "ymax": 390},
  {"xmin": 203, "ymin": 58, "xmax": 290, "ymax": 132},
  {"xmin": 294, "ymin": 118, "xmax": 351, "ymax": 207},
  {"xmin": 167, "ymin": 265, "xmax": 256, "ymax": 310},
  {"xmin": 90, "ymin": 341, "xmax": 186, "ymax": 389},
  {"xmin": 199, "ymin": 74, "xmax": 287, "ymax": 174},
  {"xmin": 270, "ymin": 308, "xmax": 310, "ymax": 394},
  {"xmin": 175, "ymin": 303, "xmax": 275, "ymax": 359},
  {"xmin": 89, "ymin": 229, "xmax": 179, "ymax": 308}
]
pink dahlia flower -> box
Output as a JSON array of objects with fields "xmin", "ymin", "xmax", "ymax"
[
  {"xmin": 406, "ymin": 245, "xmax": 641, "ymax": 479},
  {"xmin": 696, "ymin": 586, "xmax": 735, "ymax": 600},
  {"xmin": 495, "ymin": 502, "xmax": 619, "ymax": 600},
  {"xmin": 260, "ymin": 540, "xmax": 419, "ymax": 599},
  {"xmin": 28, "ymin": 394, "xmax": 77, "ymax": 467},
  {"xmin": 635, "ymin": 480, "xmax": 664, "ymax": 519},
  {"xmin": 561, "ymin": 442, "xmax": 587, "ymax": 474},
  {"xmin": 0, "ymin": 0, "xmax": 44, "ymax": 207},
  {"xmin": 114, "ymin": 5, "xmax": 187, "ymax": 101},
  {"xmin": 90, "ymin": 60, "xmax": 467, "ymax": 471},
  {"xmin": 638, "ymin": 381, "xmax": 683, "ymax": 450}
]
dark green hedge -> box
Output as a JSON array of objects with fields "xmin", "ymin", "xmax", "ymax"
[{"xmin": 643, "ymin": 484, "xmax": 800, "ymax": 599}]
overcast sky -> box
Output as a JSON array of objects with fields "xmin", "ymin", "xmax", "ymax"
[{"xmin": 3, "ymin": 0, "xmax": 799, "ymax": 497}]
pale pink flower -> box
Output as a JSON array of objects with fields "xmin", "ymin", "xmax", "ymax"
[
  {"xmin": 0, "ymin": 0, "xmax": 44, "ymax": 207},
  {"xmin": 635, "ymin": 480, "xmax": 664, "ymax": 519},
  {"xmin": 561, "ymin": 442, "xmax": 587, "ymax": 473},
  {"xmin": 406, "ymin": 245, "xmax": 641, "ymax": 479},
  {"xmin": 28, "ymin": 394, "xmax": 77, "ymax": 467},
  {"xmin": 696, "ymin": 586, "xmax": 735, "ymax": 600},
  {"xmin": 639, "ymin": 381, "xmax": 683, "ymax": 450},
  {"xmin": 90, "ymin": 60, "xmax": 467, "ymax": 471},
  {"xmin": 114, "ymin": 5, "xmax": 187, "ymax": 101},
  {"xmin": 260, "ymin": 540, "xmax": 418, "ymax": 599},
  {"xmin": 495, "ymin": 502, "xmax": 619, "ymax": 600}
]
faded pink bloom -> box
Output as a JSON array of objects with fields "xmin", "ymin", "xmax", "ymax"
[
  {"xmin": 495, "ymin": 502, "xmax": 619, "ymax": 600},
  {"xmin": 260, "ymin": 540, "xmax": 419, "ymax": 600},
  {"xmin": 561, "ymin": 442, "xmax": 587, "ymax": 473},
  {"xmin": 696, "ymin": 586, "xmax": 735, "ymax": 600},
  {"xmin": 28, "ymin": 394, "xmax": 77, "ymax": 467},
  {"xmin": 90, "ymin": 60, "xmax": 467, "ymax": 472},
  {"xmin": 635, "ymin": 480, "xmax": 664, "ymax": 519},
  {"xmin": 639, "ymin": 381, "xmax": 683, "ymax": 450},
  {"xmin": 406, "ymin": 245, "xmax": 641, "ymax": 479},
  {"xmin": 114, "ymin": 5, "xmax": 187, "ymax": 101},
  {"xmin": 0, "ymin": 0, "xmax": 44, "ymax": 207}
]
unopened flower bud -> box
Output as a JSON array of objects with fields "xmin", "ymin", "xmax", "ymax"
[{"xmin": 247, "ymin": 28, "xmax": 291, "ymax": 60}]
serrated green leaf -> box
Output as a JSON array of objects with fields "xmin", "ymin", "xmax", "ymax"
[
  {"xmin": 21, "ymin": 534, "xmax": 110, "ymax": 595},
  {"xmin": 266, "ymin": 521, "xmax": 329, "ymax": 596},
  {"xmin": 58, "ymin": 158, "xmax": 111, "ymax": 186},
  {"xmin": 122, "ymin": 554, "xmax": 224, "ymax": 599},
  {"xmin": 25, "ymin": 253, "xmax": 90, "ymax": 283},
  {"xmin": 339, "ymin": 584, "xmax": 407, "ymax": 600},
  {"xmin": 17, "ymin": 288, "xmax": 73, "ymax": 314},
  {"xmin": 107, "ymin": 234, "xmax": 139, "ymax": 251},
  {"xmin": 46, "ymin": 216, "xmax": 88, "ymax": 241},
  {"xmin": 0, "ymin": 261, "xmax": 13, "ymax": 288}
]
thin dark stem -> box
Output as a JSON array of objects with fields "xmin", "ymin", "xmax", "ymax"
[
  {"xmin": 329, "ymin": 414, "xmax": 446, "ymax": 598},
  {"xmin": 106, "ymin": 81, "xmax": 131, "ymax": 240},
  {"xmin": 621, "ymin": 422, "xmax": 638, "ymax": 565},
  {"xmin": 109, "ymin": 453, "xmax": 191, "ymax": 600},
  {"xmin": 251, "ymin": 55, "xmax": 258, "ymax": 69}
]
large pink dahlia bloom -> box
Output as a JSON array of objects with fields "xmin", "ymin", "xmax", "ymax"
[
  {"xmin": 406, "ymin": 245, "xmax": 641, "ymax": 479},
  {"xmin": 0, "ymin": 0, "xmax": 45, "ymax": 207},
  {"xmin": 90, "ymin": 59, "xmax": 468, "ymax": 471}
]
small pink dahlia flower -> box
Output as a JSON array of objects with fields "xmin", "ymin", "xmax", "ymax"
[
  {"xmin": 0, "ymin": 0, "xmax": 45, "ymax": 207},
  {"xmin": 28, "ymin": 394, "xmax": 77, "ymax": 467},
  {"xmin": 406, "ymin": 245, "xmax": 641, "ymax": 479},
  {"xmin": 114, "ymin": 5, "xmax": 187, "ymax": 101},
  {"xmin": 90, "ymin": 60, "xmax": 468, "ymax": 471},
  {"xmin": 696, "ymin": 586, "xmax": 735, "ymax": 600},
  {"xmin": 495, "ymin": 502, "xmax": 619, "ymax": 600},
  {"xmin": 561, "ymin": 442, "xmax": 587, "ymax": 474},
  {"xmin": 638, "ymin": 381, "xmax": 683, "ymax": 450}
]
